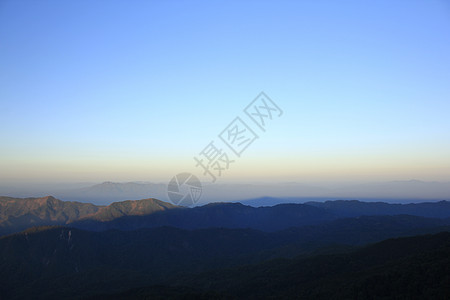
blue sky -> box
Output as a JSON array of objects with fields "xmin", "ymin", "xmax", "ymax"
[{"xmin": 1, "ymin": 0, "xmax": 449, "ymax": 185}]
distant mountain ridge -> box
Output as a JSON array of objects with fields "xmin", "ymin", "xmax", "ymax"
[
  {"xmin": 3, "ymin": 180, "xmax": 446, "ymax": 205},
  {"xmin": 63, "ymin": 181, "xmax": 168, "ymax": 204}
]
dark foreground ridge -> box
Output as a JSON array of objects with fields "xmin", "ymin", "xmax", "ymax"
[
  {"xmin": 97, "ymin": 232, "xmax": 450, "ymax": 299},
  {"xmin": 1, "ymin": 218, "xmax": 449, "ymax": 299}
]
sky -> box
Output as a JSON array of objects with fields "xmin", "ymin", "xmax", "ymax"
[{"xmin": 1, "ymin": 0, "xmax": 450, "ymax": 188}]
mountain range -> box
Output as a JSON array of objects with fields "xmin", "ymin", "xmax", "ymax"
[
  {"xmin": 2, "ymin": 180, "xmax": 450, "ymax": 205},
  {"xmin": 1, "ymin": 195, "xmax": 450, "ymax": 299},
  {"xmin": 2, "ymin": 196, "xmax": 450, "ymax": 236}
]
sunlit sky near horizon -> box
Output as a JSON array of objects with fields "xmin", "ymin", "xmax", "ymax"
[{"xmin": 1, "ymin": 0, "xmax": 450, "ymax": 187}]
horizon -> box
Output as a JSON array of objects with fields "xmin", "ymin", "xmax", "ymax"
[
  {"xmin": 2, "ymin": 194, "xmax": 450, "ymax": 206},
  {"xmin": 1, "ymin": 179, "xmax": 449, "ymax": 206}
]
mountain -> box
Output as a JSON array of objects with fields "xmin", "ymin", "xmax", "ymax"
[
  {"xmin": 160, "ymin": 231, "xmax": 450, "ymax": 299},
  {"xmin": 70, "ymin": 202, "xmax": 337, "ymax": 232},
  {"xmin": 0, "ymin": 226, "xmax": 289, "ymax": 299},
  {"xmin": 77, "ymin": 198, "xmax": 177, "ymax": 222},
  {"xmin": 2, "ymin": 196, "xmax": 449, "ymax": 299},
  {"xmin": 3, "ymin": 197, "xmax": 450, "ymax": 236},
  {"xmin": 71, "ymin": 200, "xmax": 450, "ymax": 233},
  {"xmin": 3, "ymin": 180, "xmax": 449, "ymax": 205},
  {"xmin": 1, "ymin": 222, "xmax": 449, "ymax": 299},
  {"xmin": 51, "ymin": 181, "xmax": 328, "ymax": 204},
  {"xmin": 0, "ymin": 196, "xmax": 99, "ymax": 235},
  {"xmin": 0, "ymin": 196, "xmax": 177, "ymax": 236},
  {"xmin": 54, "ymin": 181, "xmax": 169, "ymax": 204},
  {"xmin": 306, "ymin": 199, "xmax": 450, "ymax": 218}
]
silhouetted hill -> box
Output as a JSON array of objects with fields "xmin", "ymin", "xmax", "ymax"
[
  {"xmin": 114, "ymin": 232, "xmax": 450, "ymax": 299},
  {"xmin": 1, "ymin": 216, "xmax": 450, "ymax": 299}
]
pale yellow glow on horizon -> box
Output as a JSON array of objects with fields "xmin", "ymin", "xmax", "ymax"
[{"xmin": 2, "ymin": 148, "xmax": 449, "ymax": 184}]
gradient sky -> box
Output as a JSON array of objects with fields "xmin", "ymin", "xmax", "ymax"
[{"xmin": 1, "ymin": 0, "xmax": 449, "ymax": 186}]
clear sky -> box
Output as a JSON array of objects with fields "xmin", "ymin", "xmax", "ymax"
[{"xmin": 1, "ymin": 0, "xmax": 449, "ymax": 186}]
